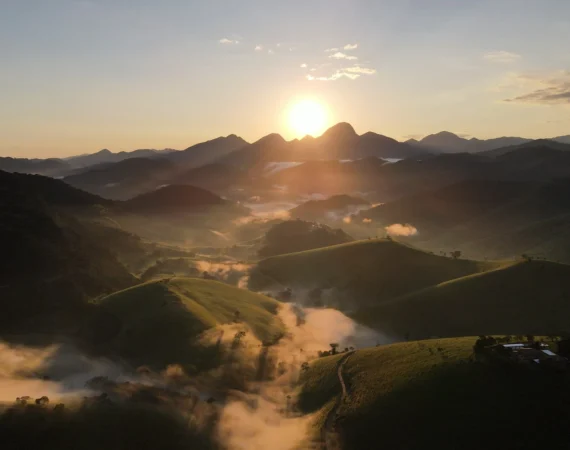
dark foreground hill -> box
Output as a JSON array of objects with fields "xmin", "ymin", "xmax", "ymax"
[
  {"xmin": 300, "ymin": 338, "xmax": 570, "ymax": 450},
  {"xmin": 0, "ymin": 192, "xmax": 137, "ymax": 335}
]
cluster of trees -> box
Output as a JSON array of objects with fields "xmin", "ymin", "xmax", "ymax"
[{"xmin": 318, "ymin": 343, "xmax": 355, "ymax": 358}]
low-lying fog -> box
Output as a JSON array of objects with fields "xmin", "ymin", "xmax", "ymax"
[{"xmin": 0, "ymin": 304, "xmax": 388, "ymax": 450}]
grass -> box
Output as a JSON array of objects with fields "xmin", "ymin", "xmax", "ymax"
[
  {"xmin": 353, "ymin": 259, "xmax": 570, "ymax": 339},
  {"xmin": 299, "ymin": 338, "xmax": 570, "ymax": 450},
  {"xmin": 250, "ymin": 238, "xmax": 502, "ymax": 304},
  {"xmin": 92, "ymin": 277, "xmax": 285, "ymax": 371}
]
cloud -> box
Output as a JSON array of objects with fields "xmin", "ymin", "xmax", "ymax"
[
  {"xmin": 504, "ymin": 70, "xmax": 570, "ymax": 104},
  {"xmin": 344, "ymin": 44, "xmax": 358, "ymax": 51},
  {"xmin": 325, "ymin": 48, "xmax": 339, "ymax": 53},
  {"xmin": 385, "ymin": 223, "xmax": 418, "ymax": 237},
  {"xmin": 300, "ymin": 63, "xmax": 307, "ymax": 68},
  {"xmin": 329, "ymin": 52, "xmax": 358, "ymax": 61},
  {"xmin": 483, "ymin": 50, "xmax": 521, "ymax": 63},
  {"xmin": 345, "ymin": 66, "xmax": 376, "ymax": 75},
  {"xmin": 268, "ymin": 49, "xmax": 274, "ymax": 55},
  {"xmin": 219, "ymin": 38, "xmax": 239, "ymax": 45},
  {"xmin": 307, "ymin": 70, "xmax": 361, "ymax": 81},
  {"xmin": 255, "ymin": 45, "xmax": 263, "ymax": 51}
]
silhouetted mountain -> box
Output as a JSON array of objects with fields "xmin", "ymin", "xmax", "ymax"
[
  {"xmin": 122, "ymin": 184, "xmax": 248, "ymax": 215},
  {"xmin": 0, "ymin": 157, "xmax": 70, "ymax": 176},
  {"xmin": 554, "ymin": 135, "xmax": 570, "ymax": 144},
  {"xmin": 166, "ymin": 134, "xmax": 248, "ymax": 168},
  {"xmin": 66, "ymin": 148, "xmax": 175, "ymax": 169},
  {"xmin": 222, "ymin": 123, "xmax": 429, "ymax": 169},
  {"xmin": 480, "ymin": 139, "xmax": 570, "ymax": 158},
  {"xmin": 64, "ymin": 157, "xmax": 175, "ymax": 200},
  {"xmin": 408, "ymin": 132, "xmax": 532, "ymax": 153},
  {"xmin": 0, "ymin": 170, "xmax": 112, "ymax": 209}
]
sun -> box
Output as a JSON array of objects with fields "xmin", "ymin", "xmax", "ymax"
[{"xmin": 288, "ymin": 100, "xmax": 329, "ymax": 138}]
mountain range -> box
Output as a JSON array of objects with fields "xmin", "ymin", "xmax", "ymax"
[{"xmin": 407, "ymin": 131, "xmax": 570, "ymax": 153}]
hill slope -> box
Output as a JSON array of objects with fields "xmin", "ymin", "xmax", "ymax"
[
  {"xmin": 91, "ymin": 277, "xmax": 285, "ymax": 370},
  {"xmin": 250, "ymin": 239, "xmax": 500, "ymax": 304},
  {"xmin": 353, "ymin": 259, "xmax": 570, "ymax": 339},
  {"xmin": 299, "ymin": 338, "xmax": 570, "ymax": 450}
]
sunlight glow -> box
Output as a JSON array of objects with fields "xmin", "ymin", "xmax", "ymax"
[{"xmin": 288, "ymin": 100, "xmax": 329, "ymax": 138}]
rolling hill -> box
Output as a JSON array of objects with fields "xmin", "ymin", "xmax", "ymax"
[
  {"xmin": 122, "ymin": 184, "xmax": 249, "ymax": 216},
  {"xmin": 290, "ymin": 195, "xmax": 370, "ymax": 221},
  {"xmin": 249, "ymin": 239, "xmax": 500, "ymax": 304},
  {"xmin": 353, "ymin": 259, "xmax": 570, "ymax": 339},
  {"xmin": 299, "ymin": 338, "xmax": 570, "ymax": 450},
  {"xmin": 257, "ymin": 220, "xmax": 354, "ymax": 258},
  {"xmin": 63, "ymin": 157, "xmax": 175, "ymax": 200},
  {"xmin": 360, "ymin": 178, "xmax": 570, "ymax": 262},
  {"xmin": 0, "ymin": 156, "xmax": 69, "ymax": 176},
  {"xmin": 90, "ymin": 277, "xmax": 285, "ymax": 370}
]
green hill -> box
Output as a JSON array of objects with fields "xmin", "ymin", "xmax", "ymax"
[
  {"xmin": 353, "ymin": 259, "xmax": 570, "ymax": 339},
  {"xmin": 250, "ymin": 239, "xmax": 500, "ymax": 305},
  {"xmin": 90, "ymin": 277, "xmax": 285, "ymax": 370},
  {"xmin": 299, "ymin": 338, "xmax": 570, "ymax": 450}
]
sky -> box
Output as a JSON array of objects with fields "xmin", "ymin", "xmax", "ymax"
[{"xmin": 2, "ymin": 0, "xmax": 570, "ymax": 158}]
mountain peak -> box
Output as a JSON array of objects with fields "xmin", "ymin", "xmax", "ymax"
[
  {"xmin": 322, "ymin": 122, "xmax": 358, "ymax": 139},
  {"xmin": 255, "ymin": 133, "xmax": 286, "ymax": 146}
]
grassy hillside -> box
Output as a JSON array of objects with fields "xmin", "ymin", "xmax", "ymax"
[
  {"xmin": 250, "ymin": 239, "xmax": 500, "ymax": 305},
  {"xmin": 91, "ymin": 277, "xmax": 285, "ymax": 370},
  {"xmin": 353, "ymin": 259, "xmax": 570, "ymax": 339},
  {"xmin": 299, "ymin": 338, "xmax": 570, "ymax": 450}
]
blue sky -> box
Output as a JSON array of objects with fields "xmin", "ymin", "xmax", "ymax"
[{"xmin": 2, "ymin": 0, "xmax": 570, "ymax": 157}]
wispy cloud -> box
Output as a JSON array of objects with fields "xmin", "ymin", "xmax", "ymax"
[
  {"xmin": 268, "ymin": 49, "xmax": 274, "ymax": 55},
  {"xmin": 254, "ymin": 45, "xmax": 263, "ymax": 51},
  {"xmin": 300, "ymin": 63, "xmax": 307, "ymax": 68},
  {"xmin": 219, "ymin": 38, "xmax": 239, "ymax": 45},
  {"xmin": 344, "ymin": 44, "xmax": 358, "ymax": 51},
  {"xmin": 325, "ymin": 48, "xmax": 339, "ymax": 53},
  {"xmin": 345, "ymin": 66, "xmax": 376, "ymax": 75},
  {"xmin": 483, "ymin": 50, "xmax": 521, "ymax": 63},
  {"xmin": 504, "ymin": 70, "xmax": 570, "ymax": 104},
  {"xmin": 307, "ymin": 70, "xmax": 361, "ymax": 81},
  {"xmin": 329, "ymin": 52, "xmax": 358, "ymax": 61}
]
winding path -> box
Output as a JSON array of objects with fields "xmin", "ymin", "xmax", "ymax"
[{"xmin": 321, "ymin": 351, "xmax": 355, "ymax": 450}]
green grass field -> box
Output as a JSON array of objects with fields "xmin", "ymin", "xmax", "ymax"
[
  {"xmin": 91, "ymin": 277, "xmax": 285, "ymax": 371},
  {"xmin": 299, "ymin": 338, "xmax": 570, "ymax": 450},
  {"xmin": 250, "ymin": 238, "xmax": 502, "ymax": 304},
  {"xmin": 353, "ymin": 259, "xmax": 570, "ymax": 339}
]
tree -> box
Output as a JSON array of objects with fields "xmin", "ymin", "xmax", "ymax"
[
  {"xmin": 451, "ymin": 250, "xmax": 461, "ymax": 260},
  {"xmin": 330, "ymin": 343, "xmax": 339, "ymax": 355},
  {"xmin": 301, "ymin": 362, "xmax": 309, "ymax": 372}
]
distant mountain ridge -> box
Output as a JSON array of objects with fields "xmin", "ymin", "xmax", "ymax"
[{"xmin": 407, "ymin": 131, "xmax": 570, "ymax": 153}]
